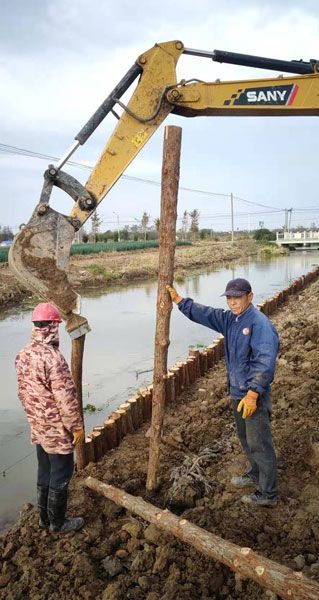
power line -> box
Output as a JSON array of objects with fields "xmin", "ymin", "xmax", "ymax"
[{"xmin": 0, "ymin": 142, "xmax": 280, "ymax": 210}]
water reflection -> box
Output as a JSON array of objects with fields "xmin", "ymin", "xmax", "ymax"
[{"xmin": 0, "ymin": 251, "xmax": 318, "ymax": 531}]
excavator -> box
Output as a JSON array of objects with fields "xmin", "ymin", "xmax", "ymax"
[{"xmin": 8, "ymin": 40, "xmax": 319, "ymax": 338}]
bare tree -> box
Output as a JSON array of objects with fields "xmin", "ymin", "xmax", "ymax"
[
  {"xmin": 90, "ymin": 210, "xmax": 103, "ymax": 242},
  {"xmin": 189, "ymin": 209, "xmax": 200, "ymax": 241},
  {"xmin": 141, "ymin": 211, "xmax": 150, "ymax": 241},
  {"xmin": 181, "ymin": 210, "xmax": 189, "ymax": 241}
]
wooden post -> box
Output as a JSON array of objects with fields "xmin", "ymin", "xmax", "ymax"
[
  {"xmin": 146, "ymin": 125, "xmax": 182, "ymax": 492},
  {"xmin": 103, "ymin": 418, "xmax": 118, "ymax": 449},
  {"xmin": 85, "ymin": 477, "xmax": 319, "ymax": 600},
  {"xmin": 71, "ymin": 335, "xmax": 87, "ymax": 470}
]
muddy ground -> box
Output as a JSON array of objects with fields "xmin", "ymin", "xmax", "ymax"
[
  {"xmin": 1, "ymin": 275, "xmax": 319, "ymax": 599},
  {"xmin": 0, "ymin": 239, "xmax": 261, "ymax": 308}
]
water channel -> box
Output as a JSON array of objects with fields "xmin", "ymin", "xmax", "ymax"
[{"xmin": 1, "ymin": 251, "xmax": 318, "ymax": 532}]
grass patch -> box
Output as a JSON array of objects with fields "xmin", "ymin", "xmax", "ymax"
[
  {"xmin": 83, "ymin": 403, "xmax": 102, "ymax": 413},
  {"xmin": 84, "ymin": 264, "xmax": 120, "ymax": 279},
  {"xmin": 174, "ymin": 269, "xmax": 185, "ymax": 282}
]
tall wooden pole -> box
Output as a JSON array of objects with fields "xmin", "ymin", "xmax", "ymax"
[
  {"xmin": 86, "ymin": 477, "xmax": 319, "ymax": 600},
  {"xmin": 71, "ymin": 335, "xmax": 86, "ymax": 469},
  {"xmin": 146, "ymin": 125, "xmax": 182, "ymax": 492}
]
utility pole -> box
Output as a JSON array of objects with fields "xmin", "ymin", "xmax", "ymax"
[
  {"xmin": 288, "ymin": 208, "xmax": 292, "ymax": 233},
  {"xmin": 113, "ymin": 212, "xmax": 121, "ymax": 242},
  {"xmin": 230, "ymin": 192, "xmax": 234, "ymax": 244}
]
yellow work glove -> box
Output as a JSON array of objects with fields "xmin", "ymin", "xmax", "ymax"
[
  {"xmin": 166, "ymin": 285, "xmax": 183, "ymax": 304},
  {"xmin": 72, "ymin": 429, "xmax": 85, "ymax": 445},
  {"xmin": 237, "ymin": 390, "xmax": 258, "ymax": 419}
]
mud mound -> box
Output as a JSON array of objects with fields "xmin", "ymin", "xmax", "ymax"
[{"xmin": 1, "ymin": 281, "xmax": 319, "ymax": 599}]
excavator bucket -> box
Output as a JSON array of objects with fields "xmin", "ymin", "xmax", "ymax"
[{"xmin": 9, "ymin": 203, "xmax": 82, "ymax": 321}]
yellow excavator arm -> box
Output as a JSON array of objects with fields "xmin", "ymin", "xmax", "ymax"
[{"xmin": 8, "ymin": 40, "xmax": 319, "ymax": 336}]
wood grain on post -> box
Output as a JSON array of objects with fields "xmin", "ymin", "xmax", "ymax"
[
  {"xmin": 182, "ymin": 361, "xmax": 189, "ymax": 388},
  {"xmin": 189, "ymin": 349, "xmax": 200, "ymax": 378},
  {"xmin": 119, "ymin": 403, "xmax": 134, "ymax": 433},
  {"xmin": 103, "ymin": 418, "xmax": 118, "ymax": 449},
  {"xmin": 147, "ymin": 125, "xmax": 182, "ymax": 492},
  {"xmin": 206, "ymin": 344, "xmax": 215, "ymax": 369},
  {"xmin": 91, "ymin": 430, "xmax": 103, "ymax": 460},
  {"xmin": 166, "ymin": 371, "xmax": 176, "ymax": 404},
  {"xmin": 127, "ymin": 397, "xmax": 140, "ymax": 430},
  {"xmin": 86, "ymin": 477, "xmax": 319, "ymax": 600},
  {"xmin": 176, "ymin": 362, "xmax": 185, "ymax": 390},
  {"xmin": 134, "ymin": 393, "xmax": 144, "ymax": 425},
  {"xmin": 170, "ymin": 367, "xmax": 181, "ymax": 397},
  {"xmin": 109, "ymin": 411, "xmax": 123, "ymax": 444},
  {"xmin": 71, "ymin": 335, "xmax": 87, "ymax": 470},
  {"xmin": 140, "ymin": 389, "xmax": 152, "ymax": 421},
  {"xmin": 93, "ymin": 426, "xmax": 108, "ymax": 455},
  {"xmin": 85, "ymin": 436, "xmax": 95, "ymax": 464},
  {"xmin": 199, "ymin": 351, "xmax": 208, "ymax": 376},
  {"xmin": 115, "ymin": 409, "xmax": 128, "ymax": 437},
  {"xmin": 186, "ymin": 357, "xmax": 196, "ymax": 384}
]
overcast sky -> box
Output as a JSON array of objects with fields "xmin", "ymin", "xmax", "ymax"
[{"xmin": 1, "ymin": 0, "xmax": 319, "ymax": 234}]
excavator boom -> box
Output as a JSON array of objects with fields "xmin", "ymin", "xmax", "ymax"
[{"xmin": 8, "ymin": 41, "xmax": 319, "ymax": 336}]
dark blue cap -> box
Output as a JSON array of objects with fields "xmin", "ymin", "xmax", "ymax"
[{"xmin": 221, "ymin": 278, "xmax": 252, "ymax": 297}]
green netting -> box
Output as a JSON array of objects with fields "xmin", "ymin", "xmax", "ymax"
[{"xmin": 0, "ymin": 247, "xmax": 9, "ymax": 262}]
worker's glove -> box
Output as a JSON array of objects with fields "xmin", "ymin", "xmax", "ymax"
[
  {"xmin": 237, "ymin": 390, "xmax": 258, "ymax": 419},
  {"xmin": 166, "ymin": 285, "xmax": 183, "ymax": 304},
  {"xmin": 72, "ymin": 429, "xmax": 85, "ymax": 446}
]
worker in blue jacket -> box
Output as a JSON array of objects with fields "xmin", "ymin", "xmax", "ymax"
[{"xmin": 166, "ymin": 277, "xmax": 279, "ymax": 508}]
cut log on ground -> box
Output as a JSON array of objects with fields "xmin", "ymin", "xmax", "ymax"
[{"xmin": 85, "ymin": 477, "xmax": 319, "ymax": 600}]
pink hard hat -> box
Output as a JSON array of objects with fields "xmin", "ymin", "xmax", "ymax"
[{"xmin": 31, "ymin": 303, "xmax": 62, "ymax": 323}]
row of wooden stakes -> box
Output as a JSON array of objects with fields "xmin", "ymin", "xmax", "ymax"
[
  {"xmin": 81, "ymin": 265, "xmax": 319, "ymax": 469},
  {"xmin": 256, "ymin": 265, "xmax": 319, "ymax": 316}
]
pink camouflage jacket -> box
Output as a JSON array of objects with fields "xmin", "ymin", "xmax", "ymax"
[{"xmin": 15, "ymin": 322, "xmax": 83, "ymax": 454}]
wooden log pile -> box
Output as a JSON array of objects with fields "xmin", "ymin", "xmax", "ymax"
[{"xmin": 78, "ymin": 265, "xmax": 319, "ymax": 468}]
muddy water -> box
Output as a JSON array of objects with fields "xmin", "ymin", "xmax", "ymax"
[{"xmin": 0, "ymin": 251, "xmax": 318, "ymax": 532}]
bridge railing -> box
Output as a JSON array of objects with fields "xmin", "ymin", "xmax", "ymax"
[{"xmin": 276, "ymin": 231, "xmax": 319, "ymax": 241}]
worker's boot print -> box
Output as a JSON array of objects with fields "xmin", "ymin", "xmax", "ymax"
[
  {"xmin": 48, "ymin": 486, "xmax": 84, "ymax": 533},
  {"xmin": 37, "ymin": 485, "xmax": 50, "ymax": 528}
]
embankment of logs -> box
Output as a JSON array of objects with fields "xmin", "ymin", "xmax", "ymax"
[{"xmin": 79, "ymin": 266, "xmax": 319, "ymax": 469}]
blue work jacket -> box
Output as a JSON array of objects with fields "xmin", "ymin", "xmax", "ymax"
[{"xmin": 178, "ymin": 299, "xmax": 279, "ymax": 399}]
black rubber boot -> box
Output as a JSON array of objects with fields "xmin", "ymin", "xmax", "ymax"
[
  {"xmin": 48, "ymin": 487, "xmax": 84, "ymax": 533},
  {"xmin": 37, "ymin": 485, "xmax": 49, "ymax": 528}
]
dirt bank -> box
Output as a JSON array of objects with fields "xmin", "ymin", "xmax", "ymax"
[
  {"xmin": 1, "ymin": 275, "xmax": 319, "ymax": 599},
  {"xmin": 0, "ymin": 240, "xmax": 261, "ymax": 308}
]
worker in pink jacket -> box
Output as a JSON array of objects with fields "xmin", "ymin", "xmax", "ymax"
[{"xmin": 15, "ymin": 302, "xmax": 85, "ymax": 533}]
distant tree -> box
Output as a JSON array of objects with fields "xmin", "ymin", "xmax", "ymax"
[
  {"xmin": 0, "ymin": 225, "xmax": 14, "ymax": 242},
  {"xmin": 181, "ymin": 210, "xmax": 189, "ymax": 241},
  {"xmin": 90, "ymin": 210, "xmax": 103, "ymax": 242},
  {"xmin": 154, "ymin": 218, "xmax": 160, "ymax": 233},
  {"xmin": 140, "ymin": 211, "xmax": 150, "ymax": 241},
  {"xmin": 189, "ymin": 209, "xmax": 200, "ymax": 240},
  {"xmin": 254, "ymin": 228, "xmax": 275, "ymax": 241},
  {"xmin": 113, "ymin": 231, "xmax": 119, "ymax": 242},
  {"xmin": 120, "ymin": 228, "xmax": 129, "ymax": 241},
  {"xmin": 199, "ymin": 229, "xmax": 206, "ymax": 240}
]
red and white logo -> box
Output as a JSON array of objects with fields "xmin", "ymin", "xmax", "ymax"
[{"xmin": 242, "ymin": 328, "xmax": 250, "ymax": 335}]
